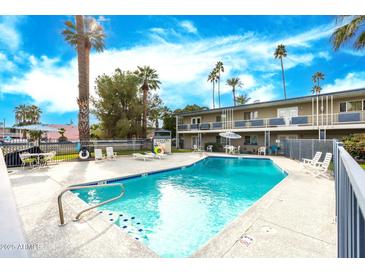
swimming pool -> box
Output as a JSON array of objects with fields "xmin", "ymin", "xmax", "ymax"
[{"xmin": 74, "ymin": 156, "xmax": 287, "ymax": 257}]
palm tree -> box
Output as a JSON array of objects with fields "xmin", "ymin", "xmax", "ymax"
[
  {"xmin": 62, "ymin": 16, "xmax": 105, "ymax": 141},
  {"xmin": 274, "ymin": 44, "xmax": 288, "ymax": 99},
  {"xmin": 214, "ymin": 61, "xmax": 224, "ymax": 107},
  {"xmin": 14, "ymin": 104, "xmax": 28, "ymax": 125},
  {"xmin": 312, "ymin": 72, "xmax": 325, "ymax": 87},
  {"xmin": 226, "ymin": 77, "xmax": 243, "ymax": 106},
  {"xmin": 311, "ymin": 85, "xmax": 322, "ymax": 95},
  {"xmin": 28, "ymin": 105, "xmax": 42, "ymax": 124},
  {"xmin": 207, "ymin": 70, "xmax": 217, "ymax": 109},
  {"xmin": 331, "ymin": 16, "xmax": 365, "ymax": 51},
  {"xmin": 14, "ymin": 104, "xmax": 42, "ymax": 138},
  {"xmin": 235, "ymin": 94, "xmax": 251, "ymax": 105},
  {"xmin": 134, "ymin": 66, "xmax": 161, "ymax": 138}
]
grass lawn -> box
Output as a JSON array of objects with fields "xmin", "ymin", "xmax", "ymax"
[
  {"xmin": 53, "ymin": 148, "xmax": 192, "ymax": 161},
  {"xmin": 359, "ymin": 163, "xmax": 365, "ymax": 170}
]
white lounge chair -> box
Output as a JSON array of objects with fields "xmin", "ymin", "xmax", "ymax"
[
  {"xmin": 258, "ymin": 146, "xmax": 266, "ymax": 155},
  {"xmin": 133, "ymin": 153, "xmax": 154, "ymax": 161},
  {"xmin": 106, "ymin": 147, "xmax": 117, "ymax": 160},
  {"xmin": 94, "ymin": 149, "xmax": 105, "ymax": 162},
  {"xmin": 307, "ymin": 152, "xmax": 332, "ymax": 177},
  {"xmin": 145, "ymin": 152, "xmax": 167, "ymax": 160},
  {"xmin": 302, "ymin": 151, "xmax": 322, "ymax": 168}
]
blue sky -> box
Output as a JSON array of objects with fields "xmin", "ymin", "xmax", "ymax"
[{"xmin": 0, "ymin": 15, "xmax": 365, "ymax": 126}]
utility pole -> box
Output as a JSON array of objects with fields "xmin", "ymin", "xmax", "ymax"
[{"xmin": 1, "ymin": 118, "xmax": 5, "ymax": 140}]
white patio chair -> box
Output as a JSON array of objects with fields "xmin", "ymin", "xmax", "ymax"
[
  {"xmin": 235, "ymin": 145, "xmax": 241, "ymax": 154},
  {"xmin": 206, "ymin": 145, "xmax": 213, "ymax": 152},
  {"xmin": 307, "ymin": 152, "xmax": 332, "ymax": 177},
  {"xmin": 133, "ymin": 153, "xmax": 154, "ymax": 161},
  {"xmin": 106, "ymin": 147, "xmax": 117, "ymax": 160},
  {"xmin": 19, "ymin": 153, "xmax": 34, "ymax": 169},
  {"xmin": 94, "ymin": 149, "xmax": 105, "ymax": 162},
  {"xmin": 257, "ymin": 146, "xmax": 266, "ymax": 155},
  {"xmin": 302, "ymin": 151, "xmax": 322, "ymax": 168},
  {"xmin": 40, "ymin": 151, "xmax": 56, "ymax": 166}
]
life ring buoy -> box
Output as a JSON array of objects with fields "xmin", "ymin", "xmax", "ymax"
[
  {"xmin": 154, "ymin": 146, "xmax": 164, "ymax": 154},
  {"xmin": 79, "ymin": 147, "xmax": 90, "ymax": 160}
]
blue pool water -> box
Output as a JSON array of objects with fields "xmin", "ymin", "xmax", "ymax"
[{"xmin": 74, "ymin": 157, "xmax": 286, "ymax": 257}]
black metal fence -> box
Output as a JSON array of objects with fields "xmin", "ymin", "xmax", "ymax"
[
  {"xmin": 1, "ymin": 139, "xmax": 152, "ymax": 167},
  {"xmin": 281, "ymin": 138, "xmax": 334, "ymax": 162}
]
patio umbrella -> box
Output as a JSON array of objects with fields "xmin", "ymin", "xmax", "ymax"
[{"xmin": 219, "ymin": 131, "xmax": 241, "ymax": 146}]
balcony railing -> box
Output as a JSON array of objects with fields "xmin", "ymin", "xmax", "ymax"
[{"xmin": 177, "ymin": 111, "xmax": 365, "ymax": 131}]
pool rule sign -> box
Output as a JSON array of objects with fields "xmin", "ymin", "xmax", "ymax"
[{"xmin": 152, "ymin": 129, "xmax": 171, "ymax": 154}]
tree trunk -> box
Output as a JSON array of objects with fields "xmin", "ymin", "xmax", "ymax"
[
  {"xmin": 233, "ymin": 87, "xmax": 236, "ymax": 106},
  {"xmin": 75, "ymin": 15, "xmax": 90, "ymax": 141},
  {"xmin": 212, "ymin": 81, "xmax": 215, "ymax": 109},
  {"xmin": 280, "ymin": 58, "xmax": 287, "ymax": 99},
  {"xmin": 218, "ymin": 72, "xmax": 221, "ymax": 108},
  {"xmin": 142, "ymin": 81, "xmax": 148, "ymax": 138}
]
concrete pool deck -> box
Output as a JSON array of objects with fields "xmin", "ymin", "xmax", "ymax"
[{"xmin": 7, "ymin": 152, "xmax": 336, "ymax": 257}]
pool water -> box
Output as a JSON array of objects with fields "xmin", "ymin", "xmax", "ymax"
[{"xmin": 74, "ymin": 157, "xmax": 287, "ymax": 257}]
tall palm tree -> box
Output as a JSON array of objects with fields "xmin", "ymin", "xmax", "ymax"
[
  {"xmin": 235, "ymin": 94, "xmax": 251, "ymax": 105},
  {"xmin": 274, "ymin": 44, "xmax": 288, "ymax": 100},
  {"xmin": 28, "ymin": 105, "xmax": 42, "ymax": 124},
  {"xmin": 331, "ymin": 16, "xmax": 365, "ymax": 51},
  {"xmin": 312, "ymin": 72, "xmax": 325, "ymax": 88},
  {"xmin": 311, "ymin": 85, "xmax": 322, "ymax": 95},
  {"xmin": 226, "ymin": 77, "xmax": 243, "ymax": 106},
  {"xmin": 134, "ymin": 66, "xmax": 161, "ymax": 138},
  {"xmin": 214, "ymin": 61, "xmax": 224, "ymax": 107},
  {"xmin": 14, "ymin": 104, "xmax": 28, "ymax": 125},
  {"xmin": 207, "ymin": 70, "xmax": 217, "ymax": 109},
  {"xmin": 62, "ymin": 16, "xmax": 105, "ymax": 141}
]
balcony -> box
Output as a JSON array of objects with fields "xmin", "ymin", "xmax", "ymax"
[{"xmin": 177, "ymin": 111, "xmax": 365, "ymax": 132}]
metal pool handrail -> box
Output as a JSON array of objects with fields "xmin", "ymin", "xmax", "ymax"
[{"xmin": 57, "ymin": 183, "xmax": 125, "ymax": 226}]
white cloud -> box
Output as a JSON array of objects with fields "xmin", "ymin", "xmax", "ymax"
[
  {"xmin": 0, "ymin": 52, "xmax": 16, "ymax": 72},
  {"xmin": 0, "ymin": 16, "xmax": 22, "ymax": 51},
  {"xmin": 0, "ymin": 21, "xmax": 335, "ymax": 112},
  {"xmin": 322, "ymin": 72, "xmax": 365, "ymax": 93},
  {"xmin": 179, "ymin": 20, "xmax": 198, "ymax": 34}
]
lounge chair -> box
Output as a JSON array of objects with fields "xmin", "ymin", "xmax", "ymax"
[
  {"xmin": 302, "ymin": 151, "xmax": 322, "ymax": 168},
  {"xmin": 145, "ymin": 152, "xmax": 167, "ymax": 160},
  {"xmin": 94, "ymin": 149, "xmax": 105, "ymax": 162},
  {"xmin": 307, "ymin": 152, "xmax": 332, "ymax": 177},
  {"xmin": 257, "ymin": 146, "xmax": 266, "ymax": 155},
  {"xmin": 106, "ymin": 147, "xmax": 117, "ymax": 160},
  {"xmin": 133, "ymin": 153, "xmax": 154, "ymax": 161}
]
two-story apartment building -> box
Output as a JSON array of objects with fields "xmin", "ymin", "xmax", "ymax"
[{"xmin": 176, "ymin": 88, "xmax": 365, "ymax": 152}]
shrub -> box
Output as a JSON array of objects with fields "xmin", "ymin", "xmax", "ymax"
[
  {"xmin": 204, "ymin": 142, "xmax": 223, "ymax": 152},
  {"xmin": 342, "ymin": 134, "xmax": 365, "ymax": 160}
]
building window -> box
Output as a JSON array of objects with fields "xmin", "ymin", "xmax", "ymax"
[
  {"xmin": 244, "ymin": 135, "xmax": 258, "ymax": 145},
  {"xmin": 191, "ymin": 117, "xmax": 201, "ymax": 124},
  {"xmin": 216, "ymin": 135, "xmax": 224, "ymax": 144},
  {"xmin": 340, "ymin": 100, "xmax": 364, "ymax": 112},
  {"xmin": 216, "ymin": 116, "xmax": 221, "ymax": 122},
  {"xmin": 244, "ymin": 111, "xmax": 258, "ymax": 120}
]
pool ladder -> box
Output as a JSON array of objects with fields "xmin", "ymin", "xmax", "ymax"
[{"xmin": 57, "ymin": 183, "xmax": 125, "ymax": 226}]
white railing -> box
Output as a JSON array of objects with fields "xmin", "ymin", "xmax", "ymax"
[
  {"xmin": 333, "ymin": 140, "xmax": 365, "ymax": 258},
  {"xmin": 0, "ymin": 148, "xmax": 28, "ymax": 257},
  {"xmin": 177, "ymin": 111, "xmax": 365, "ymax": 131}
]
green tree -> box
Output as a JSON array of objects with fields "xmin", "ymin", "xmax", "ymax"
[
  {"xmin": 58, "ymin": 128, "xmax": 68, "ymax": 142},
  {"xmin": 14, "ymin": 104, "xmax": 42, "ymax": 138},
  {"xmin": 274, "ymin": 44, "xmax": 288, "ymax": 99},
  {"xmin": 235, "ymin": 94, "xmax": 251, "ymax": 105},
  {"xmin": 134, "ymin": 66, "xmax": 161, "ymax": 138},
  {"xmin": 226, "ymin": 77, "xmax": 243, "ymax": 106},
  {"xmin": 214, "ymin": 61, "xmax": 224, "ymax": 108},
  {"xmin": 331, "ymin": 16, "xmax": 365, "ymax": 51},
  {"xmin": 148, "ymin": 93, "xmax": 166, "ymax": 128},
  {"xmin": 92, "ymin": 69, "xmax": 143, "ymax": 138},
  {"xmin": 62, "ymin": 16, "xmax": 105, "ymax": 141}
]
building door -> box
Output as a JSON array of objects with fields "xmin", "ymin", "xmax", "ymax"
[
  {"xmin": 277, "ymin": 107, "xmax": 298, "ymax": 125},
  {"xmin": 191, "ymin": 117, "xmax": 201, "ymax": 124},
  {"xmin": 191, "ymin": 135, "xmax": 201, "ymax": 148}
]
